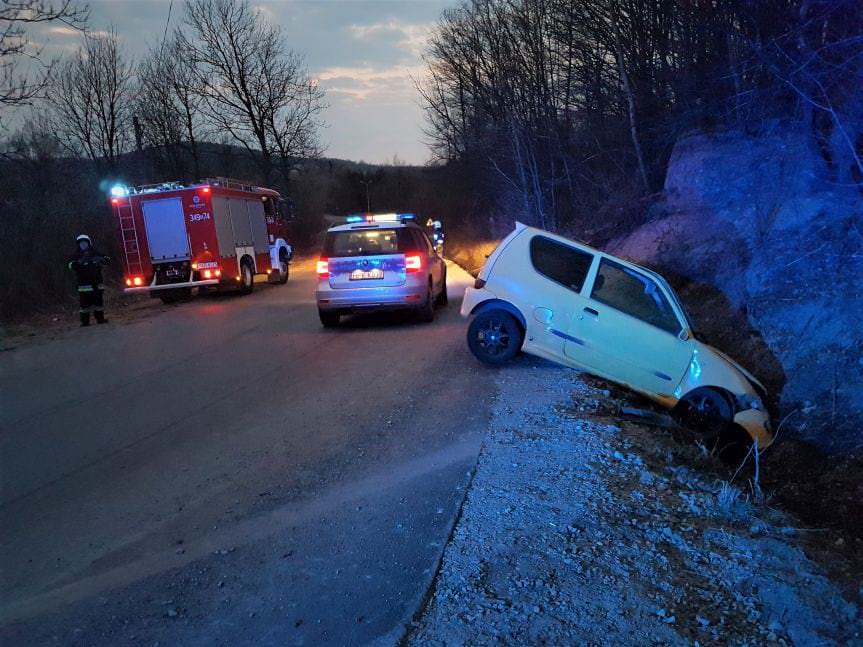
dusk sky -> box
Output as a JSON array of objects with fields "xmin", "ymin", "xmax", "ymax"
[{"xmin": 34, "ymin": 0, "xmax": 455, "ymax": 164}]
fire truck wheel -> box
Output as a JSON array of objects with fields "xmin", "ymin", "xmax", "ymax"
[
  {"xmin": 239, "ymin": 260, "xmax": 254, "ymax": 294},
  {"xmin": 157, "ymin": 288, "xmax": 190, "ymax": 304},
  {"xmin": 269, "ymin": 251, "xmax": 289, "ymax": 285},
  {"xmin": 277, "ymin": 253, "xmax": 290, "ymax": 284}
]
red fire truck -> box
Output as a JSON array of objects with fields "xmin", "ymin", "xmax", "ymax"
[{"xmin": 109, "ymin": 178, "xmax": 293, "ymax": 302}]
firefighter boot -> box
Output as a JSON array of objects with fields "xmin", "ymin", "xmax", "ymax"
[
  {"xmin": 94, "ymin": 310, "xmax": 107, "ymax": 324},
  {"xmin": 80, "ymin": 311, "xmax": 91, "ymax": 327}
]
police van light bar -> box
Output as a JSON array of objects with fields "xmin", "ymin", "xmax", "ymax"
[{"xmin": 345, "ymin": 213, "xmax": 416, "ymax": 223}]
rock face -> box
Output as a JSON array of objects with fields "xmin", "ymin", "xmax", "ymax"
[{"xmin": 609, "ymin": 129, "xmax": 863, "ymax": 453}]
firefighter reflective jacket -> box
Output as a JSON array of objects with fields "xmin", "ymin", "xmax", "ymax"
[{"xmin": 68, "ymin": 248, "xmax": 110, "ymax": 290}]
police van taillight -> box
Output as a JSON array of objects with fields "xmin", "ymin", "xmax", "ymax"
[
  {"xmin": 405, "ymin": 255, "xmax": 422, "ymax": 273},
  {"xmin": 316, "ymin": 258, "xmax": 329, "ymax": 278}
]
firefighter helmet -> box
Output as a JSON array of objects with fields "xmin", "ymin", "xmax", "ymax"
[{"xmin": 76, "ymin": 234, "xmax": 92, "ymax": 244}]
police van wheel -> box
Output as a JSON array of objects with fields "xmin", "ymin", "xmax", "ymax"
[
  {"xmin": 418, "ymin": 283, "xmax": 435, "ymax": 323},
  {"xmin": 319, "ymin": 310, "xmax": 340, "ymax": 328},
  {"xmin": 435, "ymin": 269, "xmax": 448, "ymax": 306},
  {"xmin": 240, "ymin": 261, "xmax": 254, "ymax": 295}
]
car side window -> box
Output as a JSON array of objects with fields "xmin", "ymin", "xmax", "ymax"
[
  {"xmin": 591, "ymin": 259, "xmax": 681, "ymax": 335},
  {"xmin": 529, "ymin": 236, "xmax": 593, "ymax": 293}
]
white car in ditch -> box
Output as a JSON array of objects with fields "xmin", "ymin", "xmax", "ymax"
[{"xmin": 461, "ymin": 223, "xmax": 773, "ymax": 454}]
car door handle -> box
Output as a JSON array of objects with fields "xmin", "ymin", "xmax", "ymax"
[{"xmin": 583, "ymin": 307, "xmax": 599, "ymax": 318}]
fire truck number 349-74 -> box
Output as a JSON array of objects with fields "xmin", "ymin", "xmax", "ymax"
[{"xmin": 109, "ymin": 178, "xmax": 294, "ymax": 303}]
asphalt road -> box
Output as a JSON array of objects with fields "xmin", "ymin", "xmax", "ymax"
[{"xmin": 0, "ymin": 260, "xmax": 495, "ymax": 646}]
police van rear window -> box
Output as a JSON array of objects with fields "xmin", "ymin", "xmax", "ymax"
[{"xmin": 324, "ymin": 229, "xmax": 413, "ymax": 257}]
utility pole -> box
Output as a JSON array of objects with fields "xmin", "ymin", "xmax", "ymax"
[{"xmin": 360, "ymin": 178, "xmax": 372, "ymax": 212}]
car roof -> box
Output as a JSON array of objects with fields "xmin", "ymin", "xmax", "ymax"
[
  {"xmin": 518, "ymin": 223, "xmax": 658, "ymax": 276},
  {"xmin": 514, "ymin": 223, "xmax": 693, "ymax": 329}
]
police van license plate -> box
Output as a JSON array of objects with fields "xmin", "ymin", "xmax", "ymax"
[{"xmin": 350, "ymin": 268, "xmax": 384, "ymax": 281}]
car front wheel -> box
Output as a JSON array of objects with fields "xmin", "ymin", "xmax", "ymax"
[{"xmin": 467, "ymin": 310, "xmax": 523, "ymax": 365}]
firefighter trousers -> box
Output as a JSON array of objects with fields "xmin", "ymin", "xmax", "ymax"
[{"xmin": 79, "ymin": 286, "xmax": 105, "ymax": 325}]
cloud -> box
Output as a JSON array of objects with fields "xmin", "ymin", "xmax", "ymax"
[
  {"xmin": 318, "ymin": 64, "xmax": 425, "ymax": 104},
  {"xmin": 348, "ymin": 20, "xmax": 433, "ymax": 59},
  {"xmin": 46, "ymin": 26, "xmax": 80, "ymax": 37}
]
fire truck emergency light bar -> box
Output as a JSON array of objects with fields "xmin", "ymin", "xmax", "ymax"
[
  {"xmin": 109, "ymin": 177, "xmax": 264, "ymax": 199},
  {"xmin": 345, "ymin": 213, "xmax": 416, "ymax": 223}
]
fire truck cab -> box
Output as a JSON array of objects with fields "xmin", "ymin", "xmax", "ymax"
[{"xmin": 110, "ymin": 178, "xmax": 293, "ymax": 302}]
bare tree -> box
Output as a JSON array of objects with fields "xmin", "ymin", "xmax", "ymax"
[
  {"xmin": 0, "ymin": 0, "xmax": 89, "ymax": 114},
  {"xmin": 137, "ymin": 35, "xmax": 202, "ymax": 179},
  {"xmin": 50, "ymin": 29, "xmax": 133, "ymax": 172},
  {"xmin": 421, "ymin": 0, "xmax": 863, "ymax": 238},
  {"xmin": 179, "ymin": 0, "xmax": 325, "ymax": 184}
]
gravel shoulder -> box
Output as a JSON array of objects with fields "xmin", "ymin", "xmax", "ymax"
[{"xmin": 408, "ymin": 357, "xmax": 862, "ymax": 646}]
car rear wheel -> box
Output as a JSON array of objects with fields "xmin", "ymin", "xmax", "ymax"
[
  {"xmin": 467, "ymin": 310, "xmax": 523, "ymax": 365},
  {"xmin": 319, "ymin": 310, "xmax": 340, "ymax": 327}
]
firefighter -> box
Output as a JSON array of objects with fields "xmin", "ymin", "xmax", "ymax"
[{"xmin": 68, "ymin": 234, "xmax": 110, "ymax": 326}]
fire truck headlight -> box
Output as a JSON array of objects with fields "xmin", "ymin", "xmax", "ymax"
[
  {"xmin": 132, "ymin": 276, "xmax": 143, "ymax": 286},
  {"xmin": 110, "ymin": 184, "xmax": 129, "ymax": 198}
]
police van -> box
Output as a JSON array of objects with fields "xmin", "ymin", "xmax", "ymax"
[{"xmin": 315, "ymin": 213, "xmax": 447, "ymax": 327}]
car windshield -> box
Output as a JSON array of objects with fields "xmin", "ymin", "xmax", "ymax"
[
  {"xmin": 646, "ymin": 269, "xmax": 695, "ymax": 333},
  {"xmin": 324, "ymin": 228, "xmax": 410, "ymax": 257}
]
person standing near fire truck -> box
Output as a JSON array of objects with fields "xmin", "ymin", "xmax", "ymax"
[{"xmin": 68, "ymin": 234, "xmax": 110, "ymax": 326}]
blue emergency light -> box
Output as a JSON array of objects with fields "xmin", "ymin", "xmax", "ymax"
[{"xmin": 344, "ymin": 213, "xmax": 417, "ymax": 223}]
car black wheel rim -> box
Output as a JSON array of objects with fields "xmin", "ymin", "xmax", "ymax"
[
  {"xmin": 686, "ymin": 392, "xmax": 727, "ymax": 431},
  {"xmin": 476, "ymin": 319, "xmax": 511, "ymax": 356}
]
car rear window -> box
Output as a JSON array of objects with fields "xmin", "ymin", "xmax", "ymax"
[
  {"xmin": 324, "ymin": 228, "xmax": 413, "ymax": 257},
  {"xmin": 529, "ymin": 236, "xmax": 594, "ymax": 293}
]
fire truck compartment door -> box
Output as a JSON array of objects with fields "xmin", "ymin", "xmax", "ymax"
[
  {"xmin": 211, "ymin": 196, "xmax": 234, "ymax": 257},
  {"xmin": 229, "ymin": 199, "xmax": 253, "ymax": 247},
  {"xmin": 141, "ymin": 197, "xmax": 190, "ymax": 262},
  {"xmin": 247, "ymin": 200, "xmax": 269, "ymax": 253}
]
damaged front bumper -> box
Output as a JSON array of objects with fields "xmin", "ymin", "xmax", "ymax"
[{"xmin": 733, "ymin": 407, "xmax": 773, "ymax": 451}]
